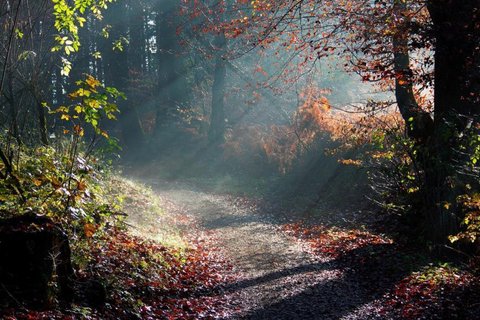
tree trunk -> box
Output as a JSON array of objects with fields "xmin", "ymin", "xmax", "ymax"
[
  {"xmin": 121, "ymin": 0, "xmax": 147, "ymax": 150},
  {"xmin": 390, "ymin": 0, "xmax": 480, "ymax": 244},
  {"xmin": 128, "ymin": 0, "xmax": 145, "ymax": 74},
  {"xmin": 36, "ymin": 100, "xmax": 48, "ymax": 145},
  {"xmin": 6, "ymin": 71, "xmax": 20, "ymax": 144},
  {"xmin": 208, "ymin": 29, "xmax": 227, "ymax": 145},
  {"xmin": 154, "ymin": 1, "xmax": 176, "ymax": 134},
  {"xmin": 424, "ymin": 0, "xmax": 480, "ymax": 244},
  {"xmin": 103, "ymin": 1, "xmax": 144, "ymax": 151},
  {"xmin": 392, "ymin": 0, "xmax": 433, "ymax": 142}
]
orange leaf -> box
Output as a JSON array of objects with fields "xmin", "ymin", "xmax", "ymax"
[{"xmin": 84, "ymin": 223, "xmax": 97, "ymax": 238}]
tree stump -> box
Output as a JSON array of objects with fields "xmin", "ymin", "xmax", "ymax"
[{"xmin": 0, "ymin": 213, "xmax": 74, "ymax": 309}]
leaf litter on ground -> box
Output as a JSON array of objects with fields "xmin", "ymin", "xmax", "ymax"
[
  {"xmin": 1, "ymin": 177, "xmax": 240, "ymax": 320},
  {"xmin": 279, "ymin": 221, "xmax": 480, "ymax": 319}
]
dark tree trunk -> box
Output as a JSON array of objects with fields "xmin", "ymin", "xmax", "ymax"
[
  {"xmin": 207, "ymin": 0, "xmax": 228, "ymax": 146},
  {"xmin": 207, "ymin": 0, "xmax": 228, "ymax": 147},
  {"xmin": 54, "ymin": 65, "xmax": 65, "ymax": 106},
  {"xmin": 29, "ymin": 2, "xmax": 51, "ymax": 145},
  {"xmin": 120, "ymin": 0, "xmax": 147, "ymax": 150},
  {"xmin": 392, "ymin": 0, "xmax": 434, "ymax": 142},
  {"xmin": 154, "ymin": 1, "xmax": 176, "ymax": 133},
  {"xmin": 36, "ymin": 100, "xmax": 48, "ymax": 145},
  {"xmin": 6, "ymin": 71, "xmax": 20, "ymax": 144},
  {"xmin": 68, "ymin": 19, "xmax": 90, "ymax": 95},
  {"xmin": 424, "ymin": 0, "xmax": 480, "ymax": 244},
  {"xmin": 154, "ymin": 0, "xmax": 192, "ymax": 136},
  {"xmin": 428, "ymin": 1, "xmax": 479, "ymax": 122},
  {"xmin": 128, "ymin": 0, "xmax": 145, "ymax": 74},
  {"xmin": 103, "ymin": 1, "xmax": 144, "ymax": 151},
  {"xmin": 390, "ymin": 0, "xmax": 480, "ymax": 244}
]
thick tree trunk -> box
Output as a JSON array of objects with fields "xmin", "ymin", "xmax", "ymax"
[
  {"xmin": 128, "ymin": 0, "xmax": 145, "ymax": 74},
  {"xmin": 428, "ymin": 1, "xmax": 479, "ymax": 123},
  {"xmin": 424, "ymin": 0, "xmax": 480, "ymax": 244},
  {"xmin": 121, "ymin": 0, "xmax": 147, "ymax": 150},
  {"xmin": 390, "ymin": 0, "xmax": 480, "ymax": 244},
  {"xmin": 392, "ymin": 1, "xmax": 433, "ymax": 142},
  {"xmin": 6, "ymin": 72, "xmax": 20, "ymax": 143}
]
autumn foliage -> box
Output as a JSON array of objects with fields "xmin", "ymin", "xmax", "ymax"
[{"xmin": 1, "ymin": 228, "xmax": 236, "ymax": 319}]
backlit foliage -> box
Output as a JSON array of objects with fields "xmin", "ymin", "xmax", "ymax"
[
  {"xmin": 51, "ymin": 0, "xmax": 115, "ymax": 75},
  {"xmin": 450, "ymin": 194, "xmax": 480, "ymax": 245},
  {"xmin": 51, "ymin": 74, "xmax": 124, "ymax": 139}
]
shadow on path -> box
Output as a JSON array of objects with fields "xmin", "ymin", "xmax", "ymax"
[
  {"xmin": 143, "ymin": 179, "xmax": 430, "ymax": 319},
  {"xmin": 213, "ymin": 244, "xmax": 426, "ymax": 319}
]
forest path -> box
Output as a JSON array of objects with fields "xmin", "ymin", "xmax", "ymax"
[{"xmin": 141, "ymin": 179, "xmax": 382, "ymax": 319}]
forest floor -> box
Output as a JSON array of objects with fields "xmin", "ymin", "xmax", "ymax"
[
  {"xmin": 3, "ymin": 173, "xmax": 477, "ymax": 319},
  {"xmin": 129, "ymin": 177, "xmax": 480, "ymax": 320}
]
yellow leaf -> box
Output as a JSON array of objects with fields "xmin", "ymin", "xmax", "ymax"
[
  {"xmin": 85, "ymin": 75, "xmax": 101, "ymax": 88},
  {"xmin": 77, "ymin": 88, "xmax": 91, "ymax": 97},
  {"xmin": 50, "ymin": 177, "xmax": 61, "ymax": 189},
  {"xmin": 88, "ymin": 99, "xmax": 100, "ymax": 108},
  {"xmin": 448, "ymin": 235, "xmax": 459, "ymax": 243}
]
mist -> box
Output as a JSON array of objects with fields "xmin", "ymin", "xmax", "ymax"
[{"xmin": 81, "ymin": 0, "xmax": 389, "ymax": 216}]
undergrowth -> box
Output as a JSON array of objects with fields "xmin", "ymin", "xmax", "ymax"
[{"xmin": 0, "ymin": 143, "xmax": 236, "ymax": 318}]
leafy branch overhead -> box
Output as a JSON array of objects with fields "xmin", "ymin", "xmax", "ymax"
[
  {"xmin": 51, "ymin": 0, "xmax": 116, "ymax": 75},
  {"xmin": 49, "ymin": 74, "xmax": 125, "ymax": 139}
]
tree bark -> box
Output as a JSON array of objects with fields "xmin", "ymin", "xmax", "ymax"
[
  {"xmin": 424, "ymin": 0, "xmax": 480, "ymax": 244},
  {"xmin": 392, "ymin": 0, "xmax": 433, "ymax": 142}
]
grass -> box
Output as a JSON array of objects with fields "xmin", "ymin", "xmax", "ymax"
[{"xmin": 104, "ymin": 175, "xmax": 188, "ymax": 249}]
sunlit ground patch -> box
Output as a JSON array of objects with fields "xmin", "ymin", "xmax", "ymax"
[
  {"xmin": 105, "ymin": 176, "xmax": 189, "ymax": 248},
  {"xmin": 280, "ymin": 222, "xmax": 393, "ymax": 259}
]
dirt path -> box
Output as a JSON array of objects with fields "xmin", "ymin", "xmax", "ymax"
[{"xmin": 141, "ymin": 180, "xmax": 383, "ymax": 319}]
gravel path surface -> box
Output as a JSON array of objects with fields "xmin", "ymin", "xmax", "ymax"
[{"xmin": 144, "ymin": 180, "xmax": 384, "ymax": 320}]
